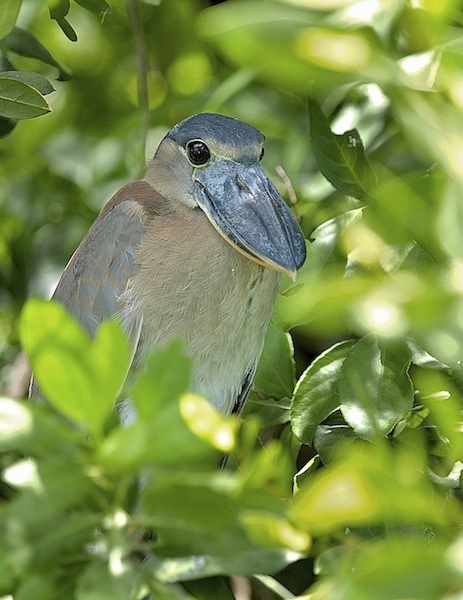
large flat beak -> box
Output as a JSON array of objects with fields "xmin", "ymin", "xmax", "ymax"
[{"xmin": 194, "ymin": 161, "xmax": 306, "ymax": 279}]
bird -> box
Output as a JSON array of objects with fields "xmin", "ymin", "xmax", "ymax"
[{"xmin": 31, "ymin": 113, "xmax": 306, "ymax": 422}]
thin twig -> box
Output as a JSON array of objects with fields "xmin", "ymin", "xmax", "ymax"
[
  {"xmin": 275, "ymin": 165, "xmax": 298, "ymax": 206},
  {"xmin": 126, "ymin": 0, "xmax": 150, "ymax": 176}
]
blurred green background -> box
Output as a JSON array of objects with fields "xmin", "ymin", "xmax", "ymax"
[
  {"xmin": 1, "ymin": 0, "xmax": 463, "ymax": 598},
  {"xmin": 2, "ymin": 0, "xmax": 463, "ymax": 385}
]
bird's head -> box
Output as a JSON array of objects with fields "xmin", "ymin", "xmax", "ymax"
[{"xmin": 147, "ymin": 113, "xmax": 306, "ymax": 279}]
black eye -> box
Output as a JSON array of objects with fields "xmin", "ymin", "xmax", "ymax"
[
  {"xmin": 259, "ymin": 147, "xmax": 265, "ymax": 160},
  {"xmin": 186, "ymin": 140, "xmax": 211, "ymax": 166}
]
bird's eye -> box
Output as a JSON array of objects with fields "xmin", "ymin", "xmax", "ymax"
[
  {"xmin": 186, "ymin": 140, "xmax": 211, "ymax": 166},
  {"xmin": 259, "ymin": 147, "xmax": 265, "ymax": 161}
]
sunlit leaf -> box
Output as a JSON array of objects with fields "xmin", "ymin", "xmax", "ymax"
[
  {"xmin": 291, "ymin": 340, "xmax": 356, "ymax": 445},
  {"xmin": 0, "ymin": 0, "xmax": 22, "ymax": 39},
  {"xmin": 438, "ymin": 179, "xmax": 463, "ymax": 260},
  {"xmin": 241, "ymin": 511, "xmax": 310, "ymax": 552},
  {"xmin": 150, "ymin": 548, "xmax": 303, "ymax": 582},
  {"xmin": 89, "ymin": 319, "xmax": 131, "ymax": 427},
  {"xmin": 180, "ymin": 394, "xmax": 235, "ymax": 452},
  {"xmin": 338, "ymin": 335, "xmax": 414, "ymax": 440},
  {"xmin": 292, "ymin": 442, "xmax": 446, "ymax": 534},
  {"xmin": 20, "ymin": 299, "xmax": 130, "ymax": 434}
]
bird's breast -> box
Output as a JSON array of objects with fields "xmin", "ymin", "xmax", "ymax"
[{"xmin": 122, "ymin": 205, "xmax": 280, "ymax": 413}]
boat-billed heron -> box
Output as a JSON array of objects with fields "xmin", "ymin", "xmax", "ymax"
[{"xmin": 34, "ymin": 113, "xmax": 306, "ymax": 421}]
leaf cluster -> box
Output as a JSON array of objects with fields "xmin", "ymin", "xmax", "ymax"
[{"xmin": 1, "ymin": 0, "xmax": 463, "ymax": 598}]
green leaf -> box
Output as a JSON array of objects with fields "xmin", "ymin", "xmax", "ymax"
[
  {"xmin": 20, "ymin": 299, "xmax": 130, "ymax": 435},
  {"xmin": 48, "ymin": 0, "xmax": 78, "ymax": 41},
  {"xmin": 131, "ymin": 339, "xmax": 191, "ymax": 420},
  {"xmin": 14, "ymin": 574, "xmax": 58, "ymax": 600},
  {"xmin": 0, "ymin": 115, "xmax": 16, "ymax": 136},
  {"xmin": 313, "ymin": 423, "xmax": 356, "ymax": 464},
  {"xmin": 291, "ymin": 340, "xmax": 356, "ymax": 445},
  {"xmin": 0, "ymin": 27, "xmax": 70, "ymax": 79},
  {"xmin": 100, "ymin": 345, "xmax": 219, "ymax": 470},
  {"xmin": 0, "ymin": 70, "xmax": 54, "ymax": 95},
  {"xmin": 254, "ymin": 323, "xmax": 295, "ymax": 400},
  {"xmin": 292, "ymin": 442, "xmax": 443, "ymax": 535},
  {"xmin": 406, "ymin": 338, "xmax": 449, "ymax": 370},
  {"xmin": 302, "ymin": 210, "xmax": 362, "ymax": 277},
  {"xmin": 74, "ymin": 0, "xmax": 110, "ymax": 16},
  {"xmin": 48, "ymin": 0, "xmax": 70, "ymax": 20},
  {"xmin": 273, "ymin": 212, "xmax": 362, "ymax": 331},
  {"xmin": 182, "ymin": 578, "xmax": 235, "ymax": 600},
  {"xmin": 0, "ymin": 0, "xmax": 22, "ymax": 39},
  {"xmin": 308, "ymin": 98, "xmax": 376, "ymax": 198},
  {"xmin": 54, "ymin": 16, "xmax": 78, "ymax": 42},
  {"xmin": 150, "ymin": 548, "xmax": 303, "ymax": 582},
  {"xmin": 198, "ymin": 1, "xmax": 353, "ymax": 94},
  {"xmin": 324, "ymin": 538, "xmax": 452, "ymax": 600},
  {"xmin": 0, "ymin": 398, "xmax": 80, "ymax": 456},
  {"xmin": 438, "ymin": 179, "xmax": 463, "ymax": 260},
  {"xmin": 90, "ymin": 320, "xmax": 132, "ymax": 422},
  {"xmin": 0, "ymin": 77, "xmax": 50, "ymax": 119},
  {"xmin": 100, "ymin": 401, "xmax": 219, "ymax": 470},
  {"xmin": 338, "ymin": 335, "xmax": 414, "ymax": 440},
  {"xmin": 76, "ymin": 561, "xmax": 137, "ymax": 600}
]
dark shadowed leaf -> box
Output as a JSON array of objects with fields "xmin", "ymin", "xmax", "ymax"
[
  {"xmin": 0, "ymin": 115, "xmax": 16, "ymax": 136},
  {"xmin": 0, "ymin": 27, "xmax": 70, "ymax": 79},
  {"xmin": 54, "ymin": 17, "xmax": 78, "ymax": 42},
  {"xmin": 182, "ymin": 578, "xmax": 235, "ymax": 600},
  {"xmin": 339, "ymin": 335, "xmax": 414, "ymax": 440},
  {"xmin": 48, "ymin": 0, "xmax": 77, "ymax": 41},
  {"xmin": 308, "ymin": 99, "xmax": 376, "ymax": 198},
  {"xmin": 291, "ymin": 340, "xmax": 356, "ymax": 445}
]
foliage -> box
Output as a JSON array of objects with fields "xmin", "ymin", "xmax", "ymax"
[{"xmin": 1, "ymin": 0, "xmax": 463, "ymax": 598}]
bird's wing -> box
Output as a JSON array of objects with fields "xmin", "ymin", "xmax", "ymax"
[
  {"xmin": 232, "ymin": 365, "xmax": 257, "ymax": 415},
  {"xmin": 30, "ymin": 181, "xmax": 162, "ymax": 398}
]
